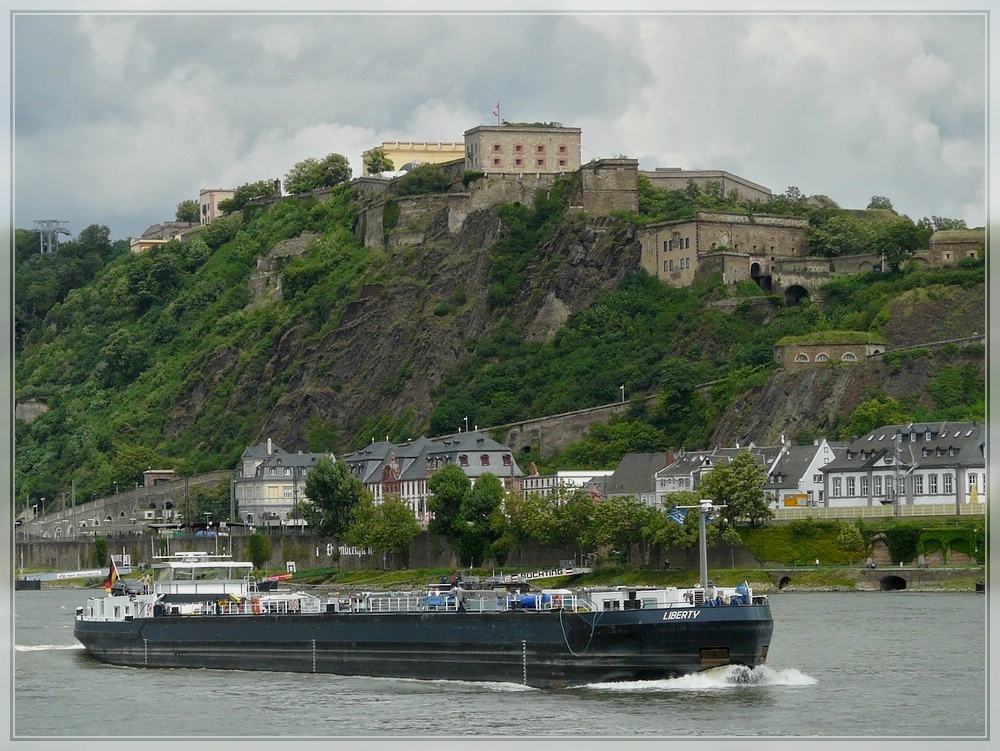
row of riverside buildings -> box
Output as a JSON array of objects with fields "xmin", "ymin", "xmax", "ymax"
[
  {"xmin": 15, "ymin": 420, "xmax": 985, "ymax": 540},
  {"xmin": 232, "ymin": 420, "xmax": 985, "ymax": 526}
]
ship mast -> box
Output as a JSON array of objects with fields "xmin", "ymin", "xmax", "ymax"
[{"xmin": 678, "ymin": 499, "xmax": 727, "ymax": 588}]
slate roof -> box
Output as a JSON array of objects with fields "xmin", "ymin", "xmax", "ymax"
[
  {"xmin": 340, "ymin": 432, "xmax": 523, "ymax": 484},
  {"xmin": 765, "ymin": 444, "xmax": 826, "ymax": 490},
  {"xmin": 657, "ymin": 445, "xmax": 774, "ymax": 481},
  {"xmin": 821, "ymin": 421, "xmax": 985, "ymax": 474},
  {"xmin": 605, "ymin": 453, "xmax": 672, "ymax": 496}
]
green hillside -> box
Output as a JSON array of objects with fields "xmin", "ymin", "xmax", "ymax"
[{"xmin": 13, "ymin": 172, "xmax": 985, "ymax": 507}]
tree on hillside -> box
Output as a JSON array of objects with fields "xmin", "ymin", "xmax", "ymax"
[
  {"xmin": 301, "ymin": 457, "xmax": 369, "ymax": 537},
  {"xmin": 551, "ymin": 489, "xmax": 597, "ymax": 558},
  {"xmin": 175, "ymin": 199, "xmax": 200, "ymax": 223},
  {"xmin": 836, "ymin": 521, "xmax": 866, "ymax": 562},
  {"xmin": 344, "ymin": 495, "xmax": 420, "ymax": 568},
  {"xmin": 364, "ymin": 148, "xmax": 394, "ymax": 175},
  {"xmin": 394, "ymin": 164, "xmax": 451, "ymax": 196},
  {"xmin": 191, "ymin": 481, "xmax": 233, "ymax": 524},
  {"xmin": 427, "ymin": 463, "xmax": 470, "ymax": 540},
  {"xmin": 873, "ymin": 216, "xmax": 925, "ymax": 271},
  {"xmin": 839, "ymin": 396, "xmax": 911, "ymax": 439},
  {"xmin": 92, "ymin": 537, "xmax": 108, "ymax": 568},
  {"xmin": 459, "ymin": 473, "xmax": 505, "ymax": 567},
  {"xmin": 697, "ymin": 451, "xmax": 772, "ymax": 528},
  {"xmin": 108, "ymin": 442, "xmax": 159, "ymax": 490},
  {"xmin": 491, "ymin": 490, "xmax": 551, "ymax": 564},
  {"xmin": 284, "ymin": 153, "xmax": 352, "ymax": 194},
  {"xmin": 807, "ymin": 215, "xmax": 878, "ymax": 257},
  {"xmin": 867, "ymin": 195, "xmax": 895, "ymax": 212},
  {"xmin": 584, "ymin": 494, "xmax": 652, "ymax": 561},
  {"xmin": 218, "ymin": 180, "xmax": 275, "ymax": 215}
]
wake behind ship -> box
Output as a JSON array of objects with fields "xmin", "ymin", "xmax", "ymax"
[{"xmin": 74, "ymin": 501, "xmax": 773, "ymax": 688}]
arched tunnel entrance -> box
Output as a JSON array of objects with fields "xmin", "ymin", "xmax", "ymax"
[
  {"xmin": 784, "ymin": 284, "xmax": 811, "ymax": 305},
  {"xmin": 880, "ymin": 575, "xmax": 907, "ymax": 591},
  {"xmin": 751, "ymin": 262, "xmax": 772, "ymax": 293},
  {"xmin": 778, "ymin": 576, "xmax": 792, "ymax": 590}
]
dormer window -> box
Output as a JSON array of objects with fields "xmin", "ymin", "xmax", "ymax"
[{"xmin": 481, "ymin": 454, "xmax": 490, "ymax": 466}]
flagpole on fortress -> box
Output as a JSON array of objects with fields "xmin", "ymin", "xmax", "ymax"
[{"xmin": 493, "ymin": 101, "xmax": 500, "ymax": 125}]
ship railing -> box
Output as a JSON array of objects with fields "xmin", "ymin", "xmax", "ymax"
[
  {"xmin": 203, "ymin": 592, "xmax": 324, "ymax": 616},
  {"xmin": 155, "ymin": 580, "xmax": 252, "ymax": 597},
  {"xmin": 365, "ymin": 594, "xmax": 438, "ymax": 613}
]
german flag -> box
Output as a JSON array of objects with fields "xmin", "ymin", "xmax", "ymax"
[{"xmin": 103, "ymin": 558, "xmax": 119, "ymax": 592}]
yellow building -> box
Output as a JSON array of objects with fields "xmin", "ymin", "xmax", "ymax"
[{"xmin": 362, "ymin": 141, "xmax": 465, "ymax": 174}]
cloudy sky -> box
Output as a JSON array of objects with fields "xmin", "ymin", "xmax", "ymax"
[{"xmin": 8, "ymin": 4, "xmax": 991, "ymax": 242}]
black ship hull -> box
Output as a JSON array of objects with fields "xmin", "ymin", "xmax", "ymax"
[{"xmin": 74, "ymin": 604, "xmax": 772, "ymax": 688}]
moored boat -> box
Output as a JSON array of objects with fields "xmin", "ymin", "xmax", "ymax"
[{"xmin": 74, "ymin": 501, "xmax": 773, "ymax": 688}]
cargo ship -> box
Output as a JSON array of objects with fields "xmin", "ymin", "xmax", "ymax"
[{"xmin": 74, "ymin": 501, "xmax": 773, "ymax": 688}]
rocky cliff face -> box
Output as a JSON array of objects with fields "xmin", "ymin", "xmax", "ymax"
[
  {"xmin": 165, "ymin": 188, "xmax": 984, "ymax": 458},
  {"xmin": 183, "ymin": 205, "xmax": 643, "ymax": 452}
]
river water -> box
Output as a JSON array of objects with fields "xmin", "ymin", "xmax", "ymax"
[{"xmin": 6, "ymin": 587, "xmax": 989, "ymax": 750}]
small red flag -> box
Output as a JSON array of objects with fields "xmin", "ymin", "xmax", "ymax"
[{"xmin": 103, "ymin": 558, "xmax": 119, "ymax": 592}]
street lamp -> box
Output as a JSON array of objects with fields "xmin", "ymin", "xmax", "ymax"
[{"xmin": 204, "ymin": 512, "xmax": 218, "ymax": 555}]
